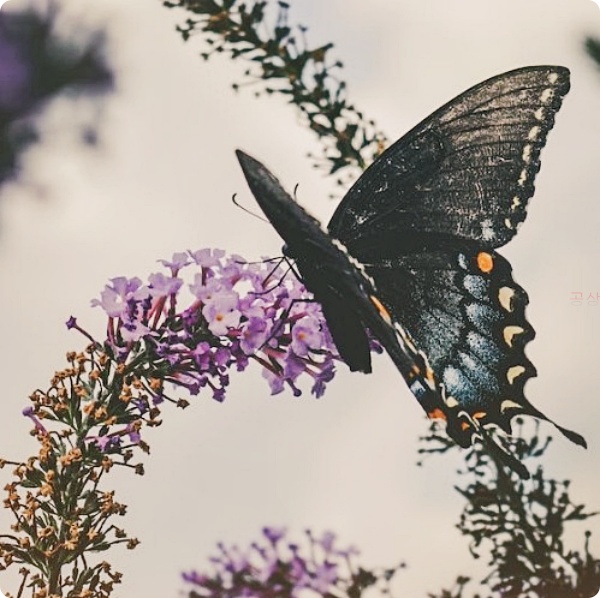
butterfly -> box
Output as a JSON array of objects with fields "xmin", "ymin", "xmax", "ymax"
[{"xmin": 236, "ymin": 66, "xmax": 586, "ymax": 478}]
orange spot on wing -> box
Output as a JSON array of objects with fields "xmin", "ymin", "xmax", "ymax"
[
  {"xmin": 477, "ymin": 252, "xmax": 494, "ymax": 273},
  {"xmin": 427, "ymin": 408, "xmax": 447, "ymax": 421},
  {"xmin": 472, "ymin": 411, "xmax": 487, "ymax": 420},
  {"xmin": 461, "ymin": 421, "xmax": 471, "ymax": 431},
  {"xmin": 370, "ymin": 295, "xmax": 392, "ymax": 323}
]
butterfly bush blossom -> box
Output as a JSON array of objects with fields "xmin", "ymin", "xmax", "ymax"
[
  {"xmin": 182, "ymin": 527, "xmax": 403, "ymax": 597},
  {"xmin": 89, "ymin": 249, "xmax": 341, "ymax": 402}
]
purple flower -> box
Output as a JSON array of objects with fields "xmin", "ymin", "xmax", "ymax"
[
  {"xmin": 94, "ymin": 435, "xmax": 116, "ymax": 452},
  {"xmin": 189, "ymin": 248, "xmax": 225, "ymax": 267},
  {"xmin": 312, "ymin": 360, "xmax": 336, "ymax": 398},
  {"xmin": 181, "ymin": 571, "xmax": 208, "ymax": 585},
  {"xmin": 83, "ymin": 248, "xmax": 356, "ymax": 407},
  {"xmin": 120, "ymin": 320, "xmax": 150, "ymax": 343},
  {"xmin": 291, "ymin": 315, "xmax": 323, "ymax": 357},
  {"xmin": 22, "ymin": 406, "xmax": 47, "ymax": 434},
  {"xmin": 263, "ymin": 368, "xmax": 285, "ymax": 395},
  {"xmin": 125, "ymin": 423, "xmax": 141, "ymax": 445},
  {"xmin": 283, "ymin": 352, "xmax": 306, "ymax": 382},
  {"xmin": 148, "ymin": 272, "xmax": 183, "ymax": 297},
  {"xmin": 190, "ymin": 275, "xmax": 224, "ymax": 304},
  {"xmin": 311, "ymin": 561, "xmax": 339, "ymax": 593},
  {"xmin": 91, "ymin": 276, "xmax": 148, "ymax": 318},
  {"xmin": 240, "ymin": 317, "xmax": 270, "ymax": 354},
  {"xmin": 263, "ymin": 526, "xmax": 286, "ymax": 545},
  {"xmin": 159, "ymin": 252, "xmax": 190, "ymax": 275},
  {"xmin": 319, "ymin": 531, "xmax": 336, "ymax": 554},
  {"xmin": 202, "ymin": 291, "xmax": 241, "ymax": 335}
]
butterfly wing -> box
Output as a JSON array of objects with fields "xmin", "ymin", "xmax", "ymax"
[
  {"xmin": 328, "ymin": 66, "xmax": 570, "ymax": 251},
  {"xmin": 326, "ymin": 66, "xmax": 584, "ymax": 449}
]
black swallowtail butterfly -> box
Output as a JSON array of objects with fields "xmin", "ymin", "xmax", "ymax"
[{"xmin": 236, "ymin": 66, "xmax": 586, "ymax": 479}]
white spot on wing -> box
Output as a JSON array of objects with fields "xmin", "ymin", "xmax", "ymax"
[
  {"xmin": 518, "ymin": 168, "xmax": 528, "ymax": 187},
  {"xmin": 507, "ymin": 365, "xmax": 526, "ymax": 384},
  {"xmin": 503, "ymin": 325, "xmax": 524, "ymax": 347},
  {"xmin": 540, "ymin": 88, "xmax": 554, "ymax": 104},
  {"xmin": 528, "ymin": 126, "xmax": 541, "ymax": 141},
  {"xmin": 501, "ymin": 399, "xmax": 523, "ymax": 413},
  {"xmin": 498, "ymin": 286, "xmax": 515, "ymax": 312},
  {"xmin": 481, "ymin": 218, "xmax": 495, "ymax": 241},
  {"xmin": 445, "ymin": 395, "xmax": 459, "ymax": 408}
]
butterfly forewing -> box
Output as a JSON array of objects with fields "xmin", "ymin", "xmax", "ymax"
[{"xmin": 329, "ymin": 66, "xmax": 570, "ymax": 250}]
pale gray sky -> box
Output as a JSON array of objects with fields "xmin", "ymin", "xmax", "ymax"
[{"xmin": 0, "ymin": 0, "xmax": 599, "ymax": 596}]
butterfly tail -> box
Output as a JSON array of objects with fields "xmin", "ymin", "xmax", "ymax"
[
  {"xmin": 551, "ymin": 421, "xmax": 587, "ymax": 448},
  {"xmin": 516, "ymin": 399, "xmax": 587, "ymax": 449}
]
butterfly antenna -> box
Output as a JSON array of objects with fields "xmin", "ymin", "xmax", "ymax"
[
  {"xmin": 287, "ymin": 258, "xmax": 303, "ymax": 282},
  {"xmin": 256, "ymin": 256, "xmax": 304, "ymax": 292},
  {"xmin": 260, "ymin": 257, "xmax": 289, "ymax": 290},
  {"xmin": 293, "ymin": 183, "xmax": 300, "ymax": 202},
  {"xmin": 257, "ymin": 296, "xmax": 316, "ymax": 351},
  {"xmin": 232, "ymin": 193, "xmax": 269, "ymax": 223},
  {"xmin": 234, "ymin": 256, "xmax": 286, "ymax": 266}
]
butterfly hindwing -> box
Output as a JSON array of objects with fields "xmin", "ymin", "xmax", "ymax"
[
  {"xmin": 329, "ymin": 66, "xmax": 570, "ymax": 251},
  {"xmin": 363, "ymin": 245, "xmax": 542, "ymax": 441}
]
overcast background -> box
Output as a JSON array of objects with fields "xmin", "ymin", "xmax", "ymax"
[{"xmin": 0, "ymin": 0, "xmax": 599, "ymax": 595}]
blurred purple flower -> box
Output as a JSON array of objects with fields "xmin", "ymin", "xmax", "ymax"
[
  {"xmin": 0, "ymin": 6, "xmax": 113, "ymax": 186},
  {"xmin": 0, "ymin": 21, "xmax": 32, "ymax": 112},
  {"xmin": 181, "ymin": 527, "xmax": 401, "ymax": 597}
]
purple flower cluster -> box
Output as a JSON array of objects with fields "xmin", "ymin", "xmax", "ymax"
[
  {"xmin": 181, "ymin": 527, "xmax": 399, "ymax": 597},
  {"xmin": 90, "ymin": 249, "xmax": 342, "ymax": 402}
]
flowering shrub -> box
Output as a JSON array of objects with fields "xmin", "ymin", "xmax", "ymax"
[
  {"xmin": 0, "ymin": 248, "xmax": 360, "ymax": 597},
  {"xmin": 182, "ymin": 527, "xmax": 403, "ymax": 597}
]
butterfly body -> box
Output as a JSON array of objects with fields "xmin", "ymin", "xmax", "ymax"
[
  {"xmin": 236, "ymin": 66, "xmax": 586, "ymax": 476},
  {"xmin": 237, "ymin": 150, "xmax": 433, "ymax": 383}
]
